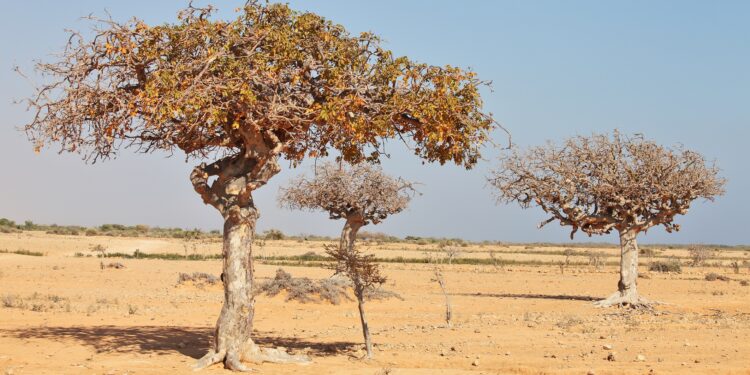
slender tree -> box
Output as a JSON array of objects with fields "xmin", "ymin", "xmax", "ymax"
[
  {"xmin": 20, "ymin": 2, "xmax": 498, "ymax": 370},
  {"xmin": 489, "ymin": 132, "xmax": 725, "ymax": 307},
  {"xmin": 278, "ymin": 162, "xmax": 415, "ymax": 358}
]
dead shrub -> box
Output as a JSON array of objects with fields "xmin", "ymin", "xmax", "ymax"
[
  {"xmin": 649, "ymin": 259, "xmax": 682, "ymax": 273},
  {"xmin": 255, "ymin": 268, "xmax": 351, "ymax": 305},
  {"xmin": 705, "ymin": 273, "xmax": 730, "ymax": 282},
  {"xmin": 178, "ymin": 272, "xmax": 219, "ymax": 286},
  {"xmin": 688, "ymin": 246, "xmax": 716, "ymax": 267}
]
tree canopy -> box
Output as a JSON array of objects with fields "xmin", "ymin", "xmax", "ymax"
[
  {"xmin": 278, "ymin": 162, "xmax": 415, "ymax": 225},
  {"xmin": 22, "ymin": 1, "xmax": 496, "ymax": 168},
  {"xmin": 489, "ymin": 131, "xmax": 725, "ymax": 238}
]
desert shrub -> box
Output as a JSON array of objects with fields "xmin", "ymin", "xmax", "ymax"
[
  {"xmin": 730, "ymin": 261, "xmax": 740, "ymax": 274},
  {"xmin": 688, "ymin": 246, "xmax": 716, "ymax": 267},
  {"xmin": 90, "ymin": 244, "xmax": 108, "ymax": 257},
  {"xmin": 255, "ymin": 268, "xmax": 351, "ymax": 304},
  {"xmin": 649, "ymin": 259, "xmax": 682, "ymax": 273},
  {"xmin": 705, "ymin": 273, "xmax": 730, "ymax": 281},
  {"xmin": 178, "ymin": 272, "xmax": 219, "ymax": 285},
  {"xmin": 586, "ymin": 251, "xmax": 605, "ymax": 269},
  {"xmin": 740, "ymin": 280, "xmax": 749, "ymax": 287},
  {"xmin": 263, "ymin": 229, "xmax": 285, "ymax": 240},
  {"xmin": 363, "ymin": 287, "xmax": 403, "ymax": 301},
  {"xmin": 639, "ymin": 248, "xmax": 658, "ymax": 257}
]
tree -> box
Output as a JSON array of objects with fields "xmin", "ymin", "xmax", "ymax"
[
  {"xmin": 278, "ymin": 162, "xmax": 415, "ymax": 358},
  {"xmin": 20, "ymin": 2, "xmax": 498, "ymax": 370},
  {"xmin": 489, "ymin": 132, "xmax": 725, "ymax": 307}
]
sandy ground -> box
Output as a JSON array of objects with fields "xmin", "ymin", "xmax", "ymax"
[{"xmin": 1, "ymin": 232, "xmax": 749, "ymax": 374}]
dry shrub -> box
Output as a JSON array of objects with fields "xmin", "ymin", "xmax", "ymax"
[
  {"xmin": 705, "ymin": 273, "xmax": 731, "ymax": 282},
  {"xmin": 256, "ymin": 269, "xmax": 351, "ymax": 304},
  {"xmin": 649, "ymin": 259, "xmax": 682, "ymax": 273},
  {"xmin": 363, "ymin": 287, "xmax": 403, "ymax": 301},
  {"xmin": 178, "ymin": 272, "xmax": 219, "ymax": 286},
  {"xmin": 689, "ymin": 246, "xmax": 717, "ymax": 267}
]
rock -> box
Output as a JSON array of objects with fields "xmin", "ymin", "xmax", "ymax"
[
  {"xmin": 603, "ymin": 344, "xmax": 613, "ymax": 350},
  {"xmin": 587, "ymin": 370, "xmax": 596, "ymax": 375},
  {"xmin": 505, "ymin": 351, "xmax": 511, "ymax": 356},
  {"xmin": 472, "ymin": 359, "xmax": 480, "ymax": 367},
  {"xmin": 636, "ymin": 354, "xmax": 646, "ymax": 362},
  {"xmin": 606, "ymin": 352, "xmax": 616, "ymax": 362}
]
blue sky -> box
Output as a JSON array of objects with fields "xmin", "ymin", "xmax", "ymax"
[{"xmin": 1, "ymin": 1, "xmax": 748, "ymax": 244}]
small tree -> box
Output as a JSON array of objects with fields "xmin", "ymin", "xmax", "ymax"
[
  {"xmin": 279, "ymin": 162, "xmax": 415, "ymax": 358},
  {"xmin": 437, "ymin": 240, "xmax": 461, "ymax": 265},
  {"xmin": 21, "ymin": 2, "xmax": 498, "ymax": 370},
  {"xmin": 489, "ymin": 132, "xmax": 725, "ymax": 307}
]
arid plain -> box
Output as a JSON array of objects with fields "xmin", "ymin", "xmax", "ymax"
[{"xmin": 1, "ymin": 230, "xmax": 749, "ymax": 375}]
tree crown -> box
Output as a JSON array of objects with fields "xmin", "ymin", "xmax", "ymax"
[
  {"xmin": 22, "ymin": 1, "xmax": 497, "ymax": 168},
  {"xmin": 489, "ymin": 131, "xmax": 725, "ymax": 237},
  {"xmin": 278, "ymin": 162, "xmax": 415, "ymax": 225}
]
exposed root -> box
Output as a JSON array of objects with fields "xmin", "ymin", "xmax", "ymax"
[
  {"xmin": 243, "ymin": 346, "xmax": 311, "ymax": 365},
  {"xmin": 193, "ymin": 350, "xmax": 226, "ymax": 371},
  {"xmin": 194, "ymin": 343, "xmax": 310, "ymax": 372},
  {"xmin": 225, "ymin": 352, "xmax": 253, "ymax": 372},
  {"xmin": 593, "ymin": 291, "xmax": 652, "ymax": 309}
]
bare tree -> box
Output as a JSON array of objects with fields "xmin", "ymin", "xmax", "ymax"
[
  {"xmin": 437, "ymin": 240, "xmax": 461, "ymax": 265},
  {"xmin": 279, "ymin": 162, "xmax": 416, "ymax": 358},
  {"xmin": 489, "ymin": 132, "xmax": 725, "ymax": 308},
  {"xmin": 19, "ymin": 2, "xmax": 499, "ymax": 370}
]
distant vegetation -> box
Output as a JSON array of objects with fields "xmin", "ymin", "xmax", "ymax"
[{"xmin": 2, "ymin": 218, "xmax": 749, "ymax": 253}]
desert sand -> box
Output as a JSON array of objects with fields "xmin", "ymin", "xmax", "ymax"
[{"xmin": 1, "ymin": 231, "xmax": 749, "ymax": 374}]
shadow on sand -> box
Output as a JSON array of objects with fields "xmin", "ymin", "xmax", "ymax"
[
  {"xmin": 455, "ymin": 292, "xmax": 599, "ymax": 302},
  {"xmin": 3, "ymin": 325, "xmax": 358, "ymax": 359}
]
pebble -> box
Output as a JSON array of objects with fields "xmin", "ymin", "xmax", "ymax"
[
  {"xmin": 606, "ymin": 352, "xmax": 616, "ymax": 362},
  {"xmin": 472, "ymin": 359, "xmax": 480, "ymax": 367},
  {"xmin": 603, "ymin": 344, "xmax": 613, "ymax": 350},
  {"xmin": 636, "ymin": 354, "xmax": 646, "ymax": 362}
]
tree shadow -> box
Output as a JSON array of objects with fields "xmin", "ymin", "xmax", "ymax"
[
  {"xmin": 455, "ymin": 292, "xmax": 598, "ymax": 302},
  {"xmin": 2, "ymin": 325, "xmax": 358, "ymax": 359}
]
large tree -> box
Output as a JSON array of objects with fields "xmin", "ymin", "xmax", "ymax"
[
  {"xmin": 278, "ymin": 161, "xmax": 415, "ymax": 359},
  {"xmin": 489, "ymin": 132, "xmax": 724, "ymax": 308},
  {"xmin": 21, "ymin": 2, "xmax": 497, "ymax": 371}
]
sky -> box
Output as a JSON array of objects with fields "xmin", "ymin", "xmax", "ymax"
[{"xmin": 1, "ymin": 1, "xmax": 748, "ymax": 245}]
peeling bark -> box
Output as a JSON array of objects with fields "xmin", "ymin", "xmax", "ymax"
[
  {"xmin": 594, "ymin": 229, "xmax": 650, "ymax": 308},
  {"xmin": 192, "ymin": 152, "xmax": 309, "ymax": 371}
]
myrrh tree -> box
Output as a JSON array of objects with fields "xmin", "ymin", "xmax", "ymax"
[
  {"xmin": 20, "ymin": 2, "xmax": 497, "ymax": 371},
  {"xmin": 489, "ymin": 132, "xmax": 725, "ymax": 308},
  {"xmin": 278, "ymin": 162, "xmax": 415, "ymax": 359}
]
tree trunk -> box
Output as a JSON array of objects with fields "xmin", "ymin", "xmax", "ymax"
[
  {"xmin": 356, "ymin": 291, "xmax": 374, "ymax": 359},
  {"xmin": 340, "ymin": 215, "xmax": 375, "ymax": 359},
  {"xmin": 594, "ymin": 229, "xmax": 650, "ymax": 308},
  {"xmin": 191, "ymin": 155, "xmax": 308, "ymax": 371},
  {"xmin": 340, "ymin": 216, "xmax": 363, "ymax": 253}
]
